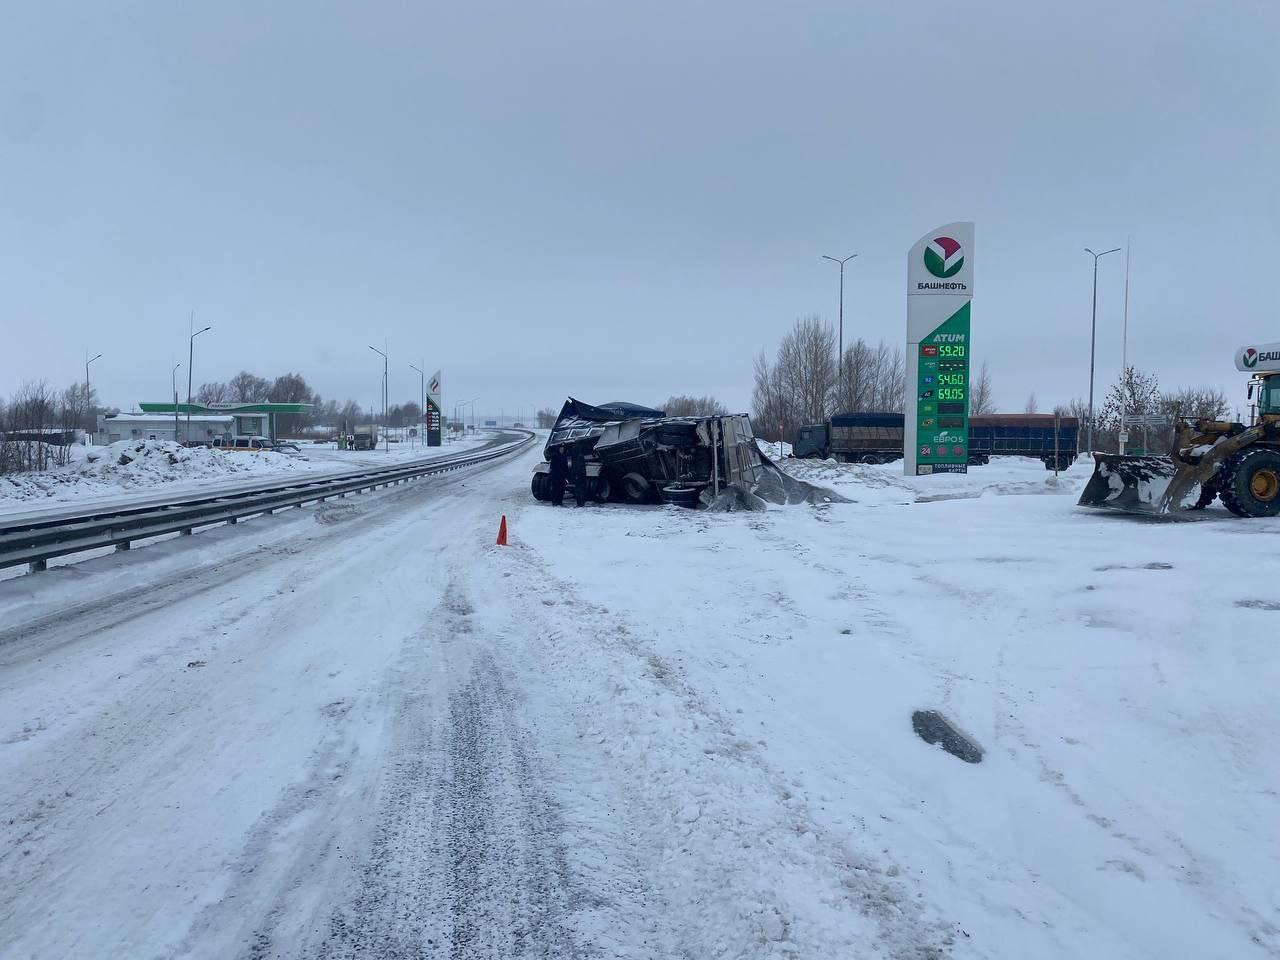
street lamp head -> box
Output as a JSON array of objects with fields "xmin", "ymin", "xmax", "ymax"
[{"xmin": 88, "ymin": 353, "xmax": 103, "ymax": 364}]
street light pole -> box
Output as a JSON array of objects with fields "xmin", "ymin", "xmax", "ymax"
[
  {"xmin": 1084, "ymin": 246, "xmax": 1121, "ymax": 454},
  {"xmin": 409, "ymin": 362, "xmax": 425, "ymax": 449},
  {"xmin": 1120, "ymin": 240, "xmax": 1132, "ymax": 455},
  {"xmin": 172, "ymin": 362, "xmax": 182, "ymax": 444},
  {"xmin": 368, "ymin": 344, "xmax": 388, "ymax": 452},
  {"xmin": 822, "ymin": 253, "xmax": 857, "ymax": 387},
  {"xmin": 187, "ymin": 323, "xmax": 212, "ymax": 446},
  {"xmin": 85, "ymin": 352, "xmax": 102, "ymax": 436}
]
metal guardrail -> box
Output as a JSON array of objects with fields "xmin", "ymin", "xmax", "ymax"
[{"xmin": 1, "ymin": 431, "xmax": 535, "ymax": 573}]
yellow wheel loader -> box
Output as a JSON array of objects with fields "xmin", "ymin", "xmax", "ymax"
[{"xmin": 1078, "ymin": 345, "xmax": 1280, "ymax": 518}]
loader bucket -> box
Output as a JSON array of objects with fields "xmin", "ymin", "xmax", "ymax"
[{"xmin": 1077, "ymin": 455, "xmax": 1185, "ymax": 514}]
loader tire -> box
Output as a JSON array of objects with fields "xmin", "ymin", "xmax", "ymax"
[
  {"xmin": 1189, "ymin": 482, "xmax": 1218, "ymax": 510},
  {"xmin": 1219, "ymin": 448, "xmax": 1280, "ymax": 518}
]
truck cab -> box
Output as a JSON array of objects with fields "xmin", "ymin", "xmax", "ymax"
[{"xmin": 792, "ymin": 424, "xmax": 829, "ymax": 459}]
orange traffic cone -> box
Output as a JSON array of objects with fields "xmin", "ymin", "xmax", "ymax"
[{"xmin": 496, "ymin": 515, "xmax": 508, "ymax": 546}]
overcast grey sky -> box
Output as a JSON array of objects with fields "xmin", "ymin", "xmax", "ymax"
[{"xmin": 2, "ymin": 1, "xmax": 1277, "ymax": 420}]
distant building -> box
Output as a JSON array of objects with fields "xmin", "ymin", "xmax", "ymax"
[
  {"xmin": 96, "ymin": 413, "xmax": 234, "ymax": 445},
  {"xmin": 137, "ymin": 401, "xmax": 310, "ymax": 440}
]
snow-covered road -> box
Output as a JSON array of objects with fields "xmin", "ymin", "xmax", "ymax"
[{"xmin": 2, "ymin": 450, "xmax": 1277, "ymax": 959}]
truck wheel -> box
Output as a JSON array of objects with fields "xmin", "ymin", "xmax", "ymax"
[
  {"xmin": 531, "ymin": 472, "xmax": 548, "ymax": 501},
  {"xmin": 592, "ymin": 476, "xmax": 611, "ymax": 503},
  {"xmin": 660, "ymin": 485, "xmax": 700, "ymax": 508},
  {"xmin": 621, "ymin": 472, "xmax": 652, "ymax": 504},
  {"xmin": 1220, "ymin": 448, "xmax": 1280, "ymax": 517}
]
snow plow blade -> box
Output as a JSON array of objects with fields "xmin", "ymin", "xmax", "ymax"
[{"xmin": 1077, "ymin": 455, "xmax": 1182, "ymax": 514}]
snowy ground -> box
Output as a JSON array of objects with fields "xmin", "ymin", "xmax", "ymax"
[
  {"xmin": 1, "ymin": 448, "xmax": 1277, "ymax": 958},
  {"xmin": 0, "ymin": 435, "xmax": 494, "ymax": 519}
]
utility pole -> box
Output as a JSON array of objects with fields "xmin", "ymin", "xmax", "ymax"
[
  {"xmin": 85, "ymin": 351, "xmax": 102, "ymax": 436},
  {"xmin": 1119, "ymin": 240, "xmax": 1132, "ymax": 455},
  {"xmin": 822, "ymin": 253, "xmax": 857, "ymax": 386},
  {"xmin": 187, "ymin": 318, "xmax": 212, "ymax": 446},
  {"xmin": 368, "ymin": 343, "xmax": 388, "ymax": 452},
  {"xmin": 1084, "ymin": 247, "xmax": 1120, "ymax": 454}
]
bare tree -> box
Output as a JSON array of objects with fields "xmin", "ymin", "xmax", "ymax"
[
  {"xmin": 1098, "ymin": 366, "xmax": 1160, "ymax": 432},
  {"xmin": 1161, "ymin": 386, "xmax": 1230, "ymax": 422},
  {"xmin": 196, "ymin": 381, "xmax": 230, "ymax": 404},
  {"xmin": 871, "ymin": 341, "xmax": 905, "ymax": 412},
  {"xmin": 0, "ymin": 380, "xmax": 70, "ymax": 473},
  {"xmin": 229, "ymin": 371, "xmax": 272, "ymax": 403},
  {"xmin": 268, "ymin": 373, "xmax": 318, "ymax": 435},
  {"xmin": 834, "ymin": 339, "xmax": 905, "ymax": 414},
  {"xmin": 1058, "ymin": 397, "xmax": 1090, "ymax": 426},
  {"xmin": 969, "ymin": 361, "xmax": 995, "ymax": 415},
  {"xmin": 535, "ymin": 407, "xmax": 559, "ymax": 429},
  {"xmin": 751, "ymin": 351, "xmax": 784, "ymax": 441},
  {"xmin": 661, "ymin": 395, "xmax": 729, "ymax": 418},
  {"xmin": 1024, "ymin": 393, "xmax": 1038, "ymax": 414}
]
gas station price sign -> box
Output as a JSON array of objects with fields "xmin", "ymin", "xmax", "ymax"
[
  {"xmin": 914, "ymin": 307, "xmax": 970, "ymax": 473},
  {"xmin": 905, "ymin": 221, "xmax": 974, "ymax": 476}
]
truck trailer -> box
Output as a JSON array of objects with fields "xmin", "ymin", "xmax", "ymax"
[{"xmin": 793, "ymin": 412, "xmax": 1079, "ymax": 470}]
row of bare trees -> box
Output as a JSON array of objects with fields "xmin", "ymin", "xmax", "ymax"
[
  {"xmin": 1066, "ymin": 367, "xmax": 1233, "ymax": 453},
  {"xmin": 0, "ymin": 380, "xmax": 118, "ymax": 474},
  {"xmin": 750, "ymin": 316, "xmax": 914, "ymax": 442}
]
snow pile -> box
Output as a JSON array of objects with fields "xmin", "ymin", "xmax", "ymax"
[
  {"xmin": 0, "ymin": 439, "xmax": 307, "ymax": 507},
  {"xmin": 785, "ymin": 454, "xmax": 1089, "ymax": 505}
]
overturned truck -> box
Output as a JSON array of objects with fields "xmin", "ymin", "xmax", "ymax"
[{"xmin": 531, "ymin": 399, "xmax": 766, "ymax": 507}]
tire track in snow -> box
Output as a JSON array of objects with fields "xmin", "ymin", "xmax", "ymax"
[{"xmin": 313, "ymin": 588, "xmax": 586, "ymax": 960}]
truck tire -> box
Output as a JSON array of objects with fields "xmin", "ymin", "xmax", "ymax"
[
  {"xmin": 592, "ymin": 475, "xmax": 611, "ymax": 503},
  {"xmin": 660, "ymin": 485, "xmax": 700, "ymax": 508},
  {"xmin": 1220, "ymin": 448, "xmax": 1280, "ymax": 518},
  {"xmin": 531, "ymin": 472, "xmax": 549, "ymax": 501},
  {"xmin": 621, "ymin": 472, "xmax": 652, "ymax": 504}
]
